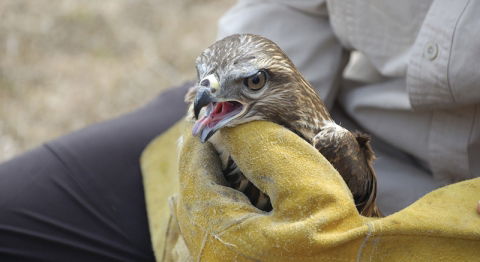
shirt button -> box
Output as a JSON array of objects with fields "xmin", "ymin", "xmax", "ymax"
[{"xmin": 424, "ymin": 42, "xmax": 438, "ymax": 60}]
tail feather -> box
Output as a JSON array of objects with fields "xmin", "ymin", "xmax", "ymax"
[{"xmin": 354, "ymin": 132, "xmax": 382, "ymax": 217}]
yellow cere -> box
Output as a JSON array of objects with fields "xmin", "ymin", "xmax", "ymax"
[{"xmin": 205, "ymin": 74, "xmax": 220, "ymax": 91}]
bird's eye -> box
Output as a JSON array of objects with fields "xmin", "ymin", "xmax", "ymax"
[{"xmin": 243, "ymin": 70, "xmax": 267, "ymax": 90}]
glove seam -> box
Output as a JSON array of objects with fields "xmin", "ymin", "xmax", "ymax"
[
  {"xmin": 355, "ymin": 221, "xmax": 375, "ymax": 262},
  {"xmin": 212, "ymin": 213, "xmax": 261, "ymax": 237},
  {"xmin": 213, "ymin": 215, "xmax": 360, "ymax": 261},
  {"xmin": 196, "ymin": 232, "xmax": 209, "ymax": 262}
]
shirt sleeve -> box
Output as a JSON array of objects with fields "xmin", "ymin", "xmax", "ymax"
[
  {"xmin": 407, "ymin": 0, "xmax": 480, "ymax": 110},
  {"xmin": 217, "ymin": 0, "xmax": 347, "ymax": 108}
]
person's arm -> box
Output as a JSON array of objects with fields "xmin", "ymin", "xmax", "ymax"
[
  {"xmin": 217, "ymin": 0, "xmax": 347, "ymax": 108},
  {"xmin": 407, "ymin": 0, "xmax": 480, "ymax": 109}
]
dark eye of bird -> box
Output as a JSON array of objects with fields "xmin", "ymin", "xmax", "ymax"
[{"xmin": 243, "ymin": 70, "xmax": 267, "ymax": 90}]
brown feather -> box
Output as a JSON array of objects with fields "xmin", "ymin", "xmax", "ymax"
[{"xmin": 190, "ymin": 34, "xmax": 382, "ymax": 217}]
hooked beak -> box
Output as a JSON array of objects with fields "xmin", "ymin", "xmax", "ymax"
[
  {"xmin": 194, "ymin": 88, "xmax": 214, "ymax": 120},
  {"xmin": 192, "ymin": 88, "xmax": 244, "ymax": 143}
]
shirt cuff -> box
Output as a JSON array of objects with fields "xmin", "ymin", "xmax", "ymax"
[{"xmin": 406, "ymin": 0, "xmax": 470, "ymax": 110}]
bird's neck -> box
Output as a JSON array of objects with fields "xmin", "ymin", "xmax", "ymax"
[{"xmin": 289, "ymin": 83, "xmax": 333, "ymax": 143}]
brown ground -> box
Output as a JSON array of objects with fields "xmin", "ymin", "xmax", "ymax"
[{"xmin": 0, "ymin": 0, "xmax": 234, "ymax": 162}]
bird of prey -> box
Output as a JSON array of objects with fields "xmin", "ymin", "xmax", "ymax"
[{"xmin": 185, "ymin": 34, "xmax": 381, "ymax": 217}]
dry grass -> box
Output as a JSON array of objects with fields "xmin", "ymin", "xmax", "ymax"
[{"xmin": 0, "ymin": 0, "xmax": 234, "ymax": 162}]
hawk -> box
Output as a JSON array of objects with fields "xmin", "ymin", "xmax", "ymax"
[{"xmin": 186, "ymin": 34, "xmax": 381, "ymax": 217}]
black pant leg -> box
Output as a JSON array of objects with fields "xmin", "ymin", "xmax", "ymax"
[{"xmin": 0, "ymin": 84, "xmax": 189, "ymax": 262}]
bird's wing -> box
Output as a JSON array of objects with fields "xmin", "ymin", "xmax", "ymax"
[{"xmin": 313, "ymin": 122, "xmax": 381, "ymax": 217}]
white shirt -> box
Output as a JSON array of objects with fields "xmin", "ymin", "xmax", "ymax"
[{"xmin": 217, "ymin": 0, "xmax": 480, "ymax": 212}]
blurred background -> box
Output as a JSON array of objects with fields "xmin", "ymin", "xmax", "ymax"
[{"xmin": 0, "ymin": 0, "xmax": 234, "ymax": 162}]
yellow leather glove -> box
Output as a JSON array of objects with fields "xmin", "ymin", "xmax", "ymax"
[{"xmin": 142, "ymin": 121, "xmax": 480, "ymax": 262}]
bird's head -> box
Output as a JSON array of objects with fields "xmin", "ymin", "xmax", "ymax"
[{"xmin": 189, "ymin": 34, "xmax": 330, "ymax": 143}]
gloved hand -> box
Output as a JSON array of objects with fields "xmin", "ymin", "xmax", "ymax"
[
  {"xmin": 167, "ymin": 121, "xmax": 480, "ymax": 261},
  {"xmin": 173, "ymin": 120, "xmax": 365, "ymax": 261}
]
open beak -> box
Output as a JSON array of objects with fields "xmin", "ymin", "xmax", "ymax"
[{"xmin": 192, "ymin": 89, "xmax": 244, "ymax": 143}]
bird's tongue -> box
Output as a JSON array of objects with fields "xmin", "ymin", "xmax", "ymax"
[{"xmin": 192, "ymin": 101, "xmax": 242, "ymax": 140}]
